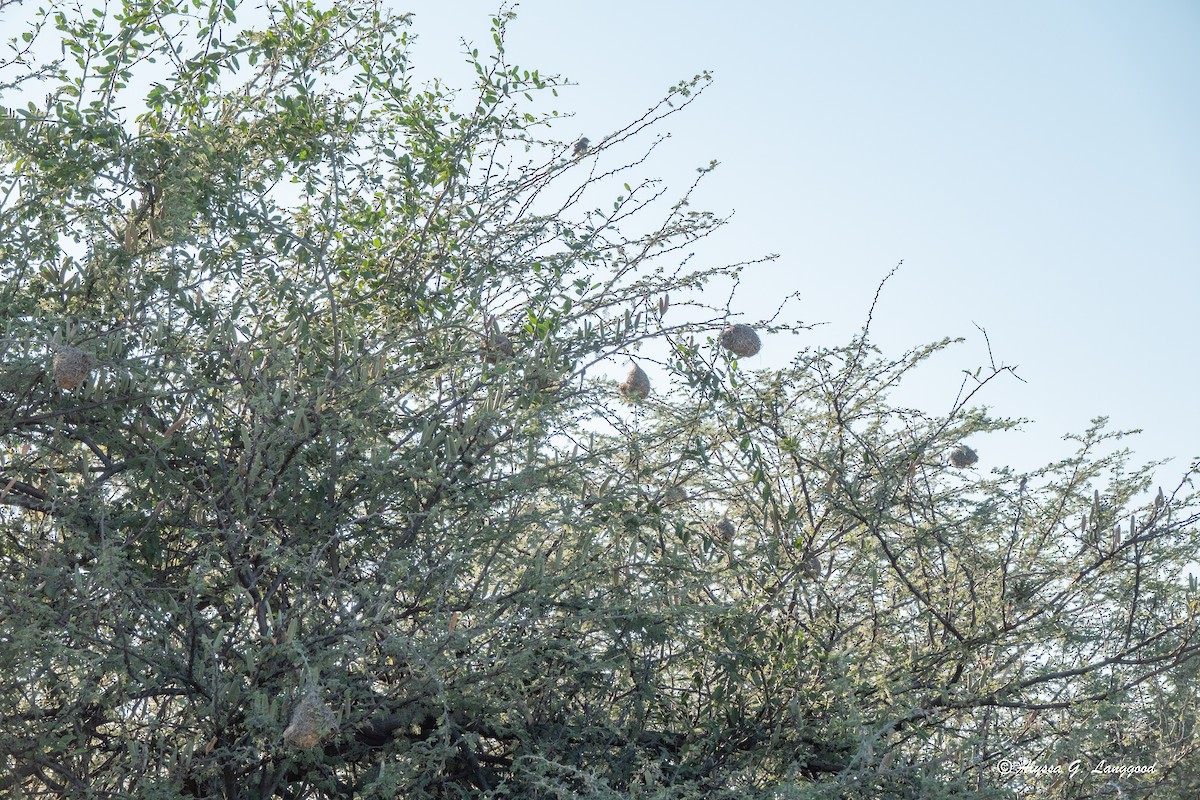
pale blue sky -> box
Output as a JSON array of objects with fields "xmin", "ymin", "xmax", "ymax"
[
  {"xmin": 4, "ymin": 0, "xmax": 1198, "ymax": 482},
  {"xmin": 399, "ymin": 0, "xmax": 1200, "ymax": 479}
]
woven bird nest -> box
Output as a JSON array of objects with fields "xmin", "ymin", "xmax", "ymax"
[
  {"xmin": 719, "ymin": 323, "xmax": 761, "ymax": 357},
  {"xmin": 1009, "ymin": 577, "xmax": 1037, "ymax": 605},
  {"xmin": 949, "ymin": 444, "xmax": 979, "ymax": 468},
  {"xmin": 619, "ymin": 365, "xmax": 650, "ymax": 400},
  {"xmin": 479, "ymin": 330, "xmax": 514, "ymax": 364},
  {"xmin": 661, "ymin": 486, "xmax": 687, "ymax": 506},
  {"xmin": 52, "ymin": 347, "xmax": 95, "ymax": 391},
  {"xmin": 715, "ymin": 518, "xmax": 736, "ymax": 541},
  {"xmin": 283, "ymin": 688, "xmax": 337, "ymax": 750},
  {"xmin": 801, "ymin": 555, "xmax": 822, "ymax": 580}
]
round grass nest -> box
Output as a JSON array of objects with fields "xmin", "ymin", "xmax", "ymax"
[
  {"xmin": 719, "ymin": 323, "xmax": 761, "ymax": 357},
  {"xmin": 949, "ymin": 444, "xmax": 979, "ymax": 468},
  {"xmin": 801, "ymin": 555, "xmax": 822, "ymax": 580},
  {"xmin": 662, "ymin": 486, "xmax": 687, "ymax": 506},
  {"xmin": 715, "ymin": 518, "xmax": 736, "ymax": 541},
  {"xmin": 283, "ymin": 688, "xmax": 337, "ymax": 750},
  {"xmin": 52, "ymin": 347, "xmax": 95, "ymax": 391},
  {"xmin": 479, "ymin": 330, "xmax": 514, "ymax": 363},
  {"xmin": 619, "ymin": 364, "xmax": 650, "ymax": 400}
]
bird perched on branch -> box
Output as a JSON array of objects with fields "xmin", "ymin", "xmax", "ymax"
[{"xmin": 573, "ymin": 137, "xmax": 590, "ymax": 157}]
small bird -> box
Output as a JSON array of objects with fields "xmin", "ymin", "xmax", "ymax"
[{"xmin": 572, "ymin": 137, "xmax": 590, "ymax": 157}]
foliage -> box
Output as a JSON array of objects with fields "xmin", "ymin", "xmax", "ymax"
[{"xmin": 2, "ymin": 1, "xmax": 1199, "ymax": 798}]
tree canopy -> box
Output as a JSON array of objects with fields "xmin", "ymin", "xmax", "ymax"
[{"xmin": 2, "ymin": 2, "xmax": 1199, "ymax": 798}]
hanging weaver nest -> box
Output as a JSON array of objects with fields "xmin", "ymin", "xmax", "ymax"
[
  {"xmin": 949, "ymin": 444, "xmax": 978, "ymax": 468},
  {"xmin": 522, "ymin": 362, "xmax": 559, "ymax": 393},
  {"xmin": 719, "ymin": 323, "xmax": 761, "ymax": 357},
  {"xmin": 662, "ymin": 486, "xmax": 687, "ymax": 506},
  {"xmin": 479, "ymin": 330, "xmax": 514, "ymax": 363},
  {"xmin": 801, "ymin": 555, "xmax": 822, "ymax": 580},
  {"xmin": 619, "ymin": 365, "xmax": 650, "ymax": 400},
  {"xmin": 715, "ymin": 518, "xmax": 736, "ymax": 541},
  {"xmin": 283, "ymin": 687, "xmax": 337, "ymax": 750},
  {"xmin": 52, "ymin": 346, "xmax": 95, "ymax": 391},
  {"xmin": 1009, "ymin": 577, "xmax": 1036, "ymax": 605}
]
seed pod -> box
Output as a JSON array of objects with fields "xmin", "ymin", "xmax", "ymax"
[
  {"xmin": 52, "ymin": 347, "xmax": 95, "ymax": 391},
  {"xmin": 949, "ymin": 445, "xmax": 978, "ymax": 468},
  {"xmin": 719, "ymin": 323, "xmax": 761, "ymax": 357},
  {"xmin": 619, "ymin": 364, "xmax": 650, "ymax": 400},
  {"xmin": 283, "ymin": 687, "xmax": 337, "ymax": 750},
  {"xmin": 715, "ymin": 518, "xmax": 736, "ymax": 540}
]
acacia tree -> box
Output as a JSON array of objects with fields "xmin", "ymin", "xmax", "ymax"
[
  {"xmin": 633, "ymin": 324, "xmax": 1200, "ymax": 799},
  {"xmin": 2, "ymin": 2, "xmax": 1199, "ymax": 799}
]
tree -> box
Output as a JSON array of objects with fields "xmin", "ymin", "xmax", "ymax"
[{"xmin": 2, "ymin": 1, "xmax": 1198, "ymax": 798}]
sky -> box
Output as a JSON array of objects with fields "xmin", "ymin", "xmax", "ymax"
[
  {"xmin": 3, "ymin": 0, "xmax": 1199, "ymax": 487},
  {"xmin": 394, "ymin": 0, "xmax": 1200, "ymax": 483}
]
